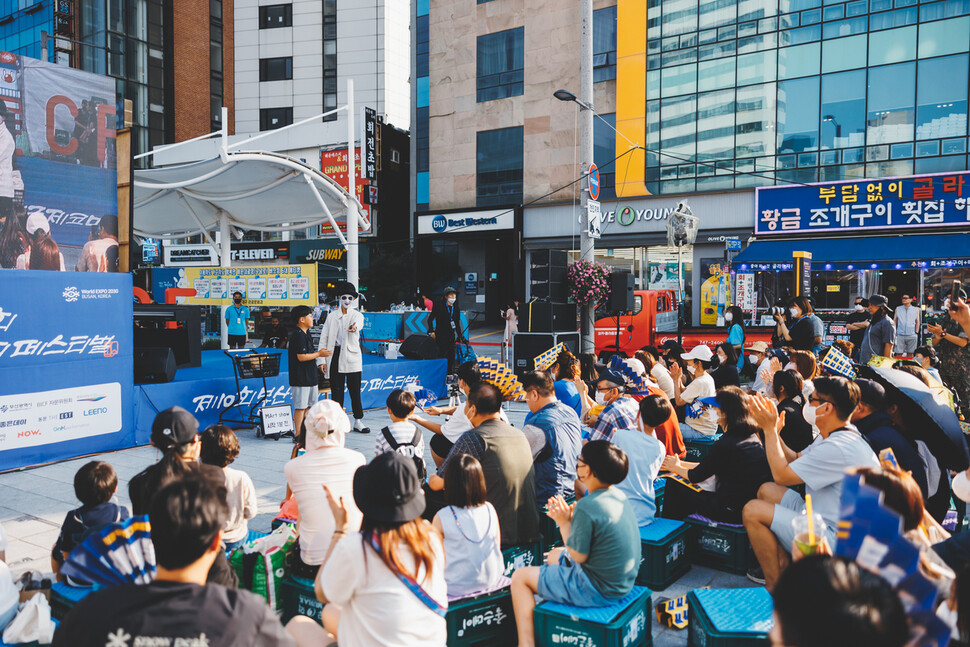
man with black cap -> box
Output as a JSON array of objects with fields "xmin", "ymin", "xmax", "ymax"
[
  {"xmin": 428, "ymin": 286, "xmax": 466, "ymax": 374},
  {"xmin": 317, "ymin": 280, "xmax": 369, "ymax": 433},
  {"xmin": 859, "ymin": 294, "xmax": 896, "ymax": 365},
  {"xmin": 852, "ymin": 378, "xmax": 928, "ymax": 497},
  {"xmin": 128, "ymin": 407, "xmax": 238, "ymax": 589}
]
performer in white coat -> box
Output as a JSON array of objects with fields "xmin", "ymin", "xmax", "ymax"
[{"xmin": 317, "ymin": 280, "xmax": 369, "ymax": 433}]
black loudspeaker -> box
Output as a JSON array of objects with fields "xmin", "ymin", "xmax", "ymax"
[
  {"xmin": 134, "ymin": 347, "xmax": 177, "ymax": 384},
  {"xmin": 512, "ymin": 332, "xmax": 581, "ymax": 377},
  {"xmin": 530, "ymin": 249, "xmax": 568, "ymax": 301},
  {"xmin": 522, "ymin": 301, "xmax": 577, "ymax": 333},
  {"xmin": 399, "ymin": 334, "xmax": 439, "ymax": 360},
  {"xmin": 608, "ymin": 272, "xmax": 636, "ymax": 313}
]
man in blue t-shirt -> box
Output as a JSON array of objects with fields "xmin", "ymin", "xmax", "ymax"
[
  {"xmin": 225, "ymin": 292, "xmax": 250, "ymax": 349},
  {"xmin": 521, "ymin": 371, "xmax": 582, "ymax": 505}
]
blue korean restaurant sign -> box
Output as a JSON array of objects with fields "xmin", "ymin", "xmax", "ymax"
[{"xmin": 755, "ymin": 171, "xmax": 969, "ymax": 235}]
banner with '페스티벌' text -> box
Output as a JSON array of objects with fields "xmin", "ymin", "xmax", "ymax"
[
  {"xmin": 0, "ymin": 270, "xmax": 134, "ymax": 472},
  {"xmin": 179, "ymin": 264, "xmax": 317, "ymax": 307}
]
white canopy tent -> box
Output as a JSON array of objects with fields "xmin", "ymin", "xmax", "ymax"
[{"xmin": 133, "ymin": 80, "xmax": 367, "ymax": 345}]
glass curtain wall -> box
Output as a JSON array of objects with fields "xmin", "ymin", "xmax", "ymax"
[{"xmin": 646, "ymin": 0, "xmax": 970, "ymax": 194}]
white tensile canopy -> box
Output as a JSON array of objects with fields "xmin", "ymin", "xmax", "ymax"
[{"xmin": 133, "ymin": 149, "xmax": 364, "ymax": 247}]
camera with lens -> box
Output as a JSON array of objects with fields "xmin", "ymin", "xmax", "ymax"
[{"xmin": 768, "ymin": 306, "xmax": 787, "ymax": 316}]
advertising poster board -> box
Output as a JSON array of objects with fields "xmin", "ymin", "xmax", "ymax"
[{"xmin": 180, "ymin": 264, "xmax": 318, "ymax": 307}]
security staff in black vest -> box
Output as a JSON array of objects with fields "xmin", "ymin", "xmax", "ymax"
[{"xmin": 429, "ymin": 286, "xmax": 466, "ymax": 375}]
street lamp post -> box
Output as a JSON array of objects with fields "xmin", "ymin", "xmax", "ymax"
[{"xmin": 553, "ymin": 0, "xmax": 595, "ymax": 353}]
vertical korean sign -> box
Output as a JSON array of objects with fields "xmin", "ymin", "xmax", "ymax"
[
  {"xmin": 0, "ymin": 271, "xmax": 134, "ymax": 472},
  {"xmin": 363, "ymin": 107, "xmax": 379, "ymax": 181},
  {"xmin": 319, "ymin": 147, "xmax": 373, "ymax": 236}
]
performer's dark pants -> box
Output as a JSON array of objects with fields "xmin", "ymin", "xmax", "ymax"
[
  {"xmin": 436, "ymin": 335, "xmax": 457, "ymax": 374},
  {"xmin": 330, "ymin": 346, "xmax": 363, "ymax": 420}
]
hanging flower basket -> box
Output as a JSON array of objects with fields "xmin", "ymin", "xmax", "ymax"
[{"xmin": 566, "ymin": 259, "xmax": 611, "ymax": 307}]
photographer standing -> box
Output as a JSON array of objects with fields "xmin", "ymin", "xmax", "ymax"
[
  {"xmin": 773, "ymin": 297, "xmax": 816, "ymax": 352},
  {"xmin": 928, "ymin": 287, "xmax": 970, "ymax": 419}
]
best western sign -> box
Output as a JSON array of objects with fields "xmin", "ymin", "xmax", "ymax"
[{"xmin": 417, "ymin": 209, "xmax": 514, "ymax": 235}]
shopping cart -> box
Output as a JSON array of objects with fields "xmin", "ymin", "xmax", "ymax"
[{"xmin": 218, "ymin": 350, "xmax": 285, "ymax": 439}]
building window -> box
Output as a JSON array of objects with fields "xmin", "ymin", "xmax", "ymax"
[
  {"xmin": 210, "ymin": 0, "xmax": 223, "ymax": 131},
  {"xmin": 594, "ymin": 7, "xmax": 617, "ymax": 82},
  {"xmin": 593, "ymin": 113, "xmax": 617, "ymax": 200},
  {"xmin": 259, "ymin": 4, "xmax": 292, "ymax": 28},
  {"xmin": 260, "ymin": 107, "xmax": 293, "ymax": 131},
  {"xmin": 476, "ymin": 28, "xmax": 524, "ymax": 102},
  {"xmin": 260, "ymin": 57, "xmax": 293, "ymax": 81},
  {"xmin": 323, "ymin": 0, "xmax": 337, "ymax": 121},
  {"xmin": 477, "ymin": 127, "xmax": 523, "ymax": 206}
]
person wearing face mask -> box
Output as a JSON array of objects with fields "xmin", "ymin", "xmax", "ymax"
[
  {"xmin": 428, "ymin": 287, "xmax": 466, "ymax": 375},
  {"xmin": 710, "ymin": 342, "xmax": 741, "ymax": 389},
  {"xmin": 661, "ymin": 387, "xmax": 771, "ymax": 524},
  {"xmin": 845, "ymin": 298, "xmax": 871, "ymax": 360},
  {"xmin": 771, "ymin": 369, "xmax": 814, "ymax": 453},
  {"xmin": 743, "ymin": 377, "xmax": 878, "ymax": 589},
  {"xmin": 585, "ymin": 367, "xmax": 640, "ymax": 443},
  {"xmin": 745, "ymin": 341, "xmax": 773, "ymax": 394},
  {"xmin": 859, "ymin": 294, "xmax": 896, "ymax": 365},
  {"xmin": 317, "ymin": 281, "xmax": 369, "ymax": 434},
  {"xmin": 411, "ymin": 360, "xmax": 510, "ymax": 467},
  {"xmin": 928, "ymin": 288, "xmax": 970, "ymax": 421},
  {"xmin": 426, "ymin": 383, "xmax": 540, "ymax": 547},
  {"xmin": 225, "ymin": 291, "xmax": 250, "ymax": 349},
  {"xmin": 913, "ymin": 345, "xmax": 943, "ymax": 383},
  {"xmin": 669, "ymin": 345, "xmax": 719, "ymax": 439},
  {"xmin": 724, "ymin": 305, "xmax": 746, "ymax": 373},
  {"xmin": 894, "ymin": 294, "xmax": 920, "ymax": 357},
  {"xmin": 773, "ymin": 296, "xmax": 816, "ymax": 352}
]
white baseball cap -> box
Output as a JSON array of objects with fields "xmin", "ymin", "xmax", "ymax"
[
  {"xmin": 25, "ymin": 213, "xmax": 50, "ymax": 235},
  {"xmin": 681, "ymin": 345, "xmax": 714, "ymax": 362}
]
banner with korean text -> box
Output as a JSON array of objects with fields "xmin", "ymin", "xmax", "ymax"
[
  {"xmin": 756, "ymin": 170, "xmax": 970, "ymax": 235},
  {"xmin": 180, "ymin": 264, "xmax": 318, "ymax": 307},
  {"xmin": 0, "ymin": 270, "xmax": 134, "ymax": 472}
]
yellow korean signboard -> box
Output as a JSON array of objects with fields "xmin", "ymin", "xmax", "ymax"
[{"xmin": 181, "ymin": 264, "xmax": 317, "ymax": 307}]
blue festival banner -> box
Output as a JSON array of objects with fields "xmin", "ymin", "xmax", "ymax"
[
  {"xmin": 134, "ymin": 351, "xmax": 447, "ymax": 441},
  {"xmin": 755, "ymin": 170, "xmax": 970, "ymax": 235},
  {"xmin": 0, "ymin": 270, "xmax": 134, "ymax": 472}
]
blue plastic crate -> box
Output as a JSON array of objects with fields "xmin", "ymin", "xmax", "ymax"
[
  {"xmin": 688, "ymin": 587, "xmax": 773, "ymax": 647},
  {"xmin": 502, "ymin": 542, "xmax": 540, "ymax": 577},
  {"xmin": 50, "ymin": 582, "xmax": 96, "ymax": 621},
  {"xmin": 280, "ymin": 573, "xmax": 323, "ymax": 626},
  {"xmin": 684, "ymin": 434, "xmax": 720, "ymax": 462},
  {"xmin": 685, "ymin": 514, "xmax": 756, "ymax": 575},
  {"xmin": 535, "ymin": 585, "xmax": 652, "ymax": 647},
  {"xmin": 636, "ymin": 518, "xmax": 690, "ymax": 590},
  {"xmin": 0, "ymin": 620, "xmax": 58, "ymax": 647},
  {"xmin": 446, "ymin": 585, "xmax": 515, "ymax": 646}
]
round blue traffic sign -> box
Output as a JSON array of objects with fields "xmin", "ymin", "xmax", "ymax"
[{"xmin": 588, "ymin": 163, "xmax": 600, "ymax": 201}]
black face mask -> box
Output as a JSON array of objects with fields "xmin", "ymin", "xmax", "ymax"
[{"xmin": 233, "ymin": 298, "xmax": 242, "ymax": 304}]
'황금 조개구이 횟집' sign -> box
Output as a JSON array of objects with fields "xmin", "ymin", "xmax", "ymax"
[{"xmin": 755, "ymin": 170, "xmax": 969, "ymax": 235}]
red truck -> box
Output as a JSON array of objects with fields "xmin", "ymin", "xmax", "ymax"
[{"xmin": 594, "ymin": 289, "xmax": 772, "ymax": 358}]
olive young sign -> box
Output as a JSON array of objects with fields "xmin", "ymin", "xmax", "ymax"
[{"xmin": 180, "ymin": 264, "xmax": 317, "ymax": 307}]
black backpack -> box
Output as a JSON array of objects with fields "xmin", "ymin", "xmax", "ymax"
[{"xmin": 381, "ymin": 426, "xmax": 427, "ymax": 480}]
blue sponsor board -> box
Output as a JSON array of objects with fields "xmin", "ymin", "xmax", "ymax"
[
  {"xmin": 0, "ymin": 270, "xmax": 133, "ymax": 471},
  {"xmin": 755, "ymin": 170, "xmax": 970, "ymax": 236}
]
